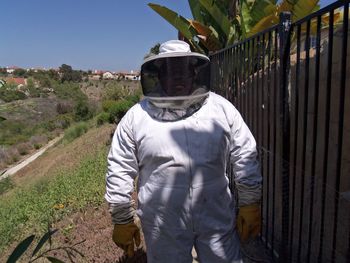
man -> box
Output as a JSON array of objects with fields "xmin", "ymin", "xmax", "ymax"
[{"xmin": 105, "ymin": 40, "xmax": 262, "ymax": 263}]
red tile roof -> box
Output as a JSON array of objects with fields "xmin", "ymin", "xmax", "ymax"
[{"xmin": 4, "ymin": 77, "xmax": 26, "ymax": 85}]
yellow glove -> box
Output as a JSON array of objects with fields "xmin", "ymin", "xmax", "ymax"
[
  {"xmin": 112, "ymin": 222, "xmax": 141, "ymax": 257},
  {"xmin": 236, "ymin": 204, "xmax": 261, "ymax": 243}
]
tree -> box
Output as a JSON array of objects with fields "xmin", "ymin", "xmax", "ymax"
[
  {"xmin": 59, "ymin": 64, "xmax": 82, "ymax": 83},
  {"xmin": 13, "ymin": 68, "xmax": 26, "ymax": 77},
  {"xmin": 48, "ymin": 69, "xmax": 60, "ymax": 81},
  {"xmin": 144, "ymin": 43, "xmax": 161, "ymax": 59},
  {"xmin": 59, "ymin": 64, "xmax": 74, "ymax": 82}
]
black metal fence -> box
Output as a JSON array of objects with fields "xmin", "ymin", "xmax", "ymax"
[{"xmin": 210, "ymin": 1, "xmax": 350, "ymax": 262}]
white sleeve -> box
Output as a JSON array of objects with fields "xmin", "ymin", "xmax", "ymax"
[
  {"xmin": 105, "ymin": 112, "xmax": 139, "ymax": 223},
  {"xmin": 230, "ymin": 110, "xmax": 262, "ymax": 207}
]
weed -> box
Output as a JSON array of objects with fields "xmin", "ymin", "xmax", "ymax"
[{"xmin": 6, "ymin": 227, "xmax": 85, "ymax": 263}]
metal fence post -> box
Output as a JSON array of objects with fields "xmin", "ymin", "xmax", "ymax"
[{"xmin": 279, "ymin": 11, "xmax": 291, "ymax": 261}]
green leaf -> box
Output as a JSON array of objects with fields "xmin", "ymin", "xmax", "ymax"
[
  {"xmin": 199, "ymin": 0, "xmax": 232, "ymax": 38},
  {"xmin": 242, "ymin": 0, "xmax": 276, "ymax": 32},
  {"xmin": 292, "ymin": 0, "xmax": 319, "ymax": 21},
  {"xmin": 148, "ymin": 3, "xmax": 206, "ymax": 53},
  {"xmin": 6, "ymin": 235, "xmax": 35, "ymax": 263},
  {"xmin": 188, "ymin": 0, "xmax": 205, "ymax": 23},
  {"xmin": 32, "ymin": 229, "xmax": 58, "ymax": 256},
  {"xmin": 148, "ymin": 3, "xmax": 195, "ymax": 40},
  {"xmin": 46, "ymin": 257, "xmax": 65, "ymax": 263}
]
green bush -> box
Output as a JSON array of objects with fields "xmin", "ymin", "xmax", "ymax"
[
  {"xmin": 34, "ymin": 143, "xmax": 42, "ymax": 150},
  {"xmin": 125, "ymin": 94, "xmax": 140, "ymax": 104},
  {"xmin": 101, "ymin": 100, "xmax": 116, "ymax": 112},
  {"xmin": 107, "ymin": 100, "xmax": 134, "ymax": 122},
  {"xmin": 74, "ymin": 100, "xmax": 93, "ymax": 121},
  {"xmin": 0, "ymin": 89, "xmax": 26, "ymax": 102},
  {"xmin": 103, "ymin": 81, "xmax": 129, "ymax": 101},
  {"xmin": 53, "ymin": 82, "xmax": 87, "ymax": 103},
  {"xmin": 63, "ymin": 122, "xmax": 88, "ymax": 142},
  {"xmin": 96, "ymin": 112, "xmax": 110, "ymax": 126},
  {"xmin": 0, "ymin": 121, "xmax": 29, "ymax": 146},
  {"xmin": 54, "ymin": 114, "xmax": 73, "ymax": 129}
]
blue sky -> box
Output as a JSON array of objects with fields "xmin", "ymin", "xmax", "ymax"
[{"xmin": 1, "ymin": 0, "xmax": 335, "ymax": 72}]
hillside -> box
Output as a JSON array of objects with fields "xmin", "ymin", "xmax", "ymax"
[
  {"xmin": 0, "ymin": 78, "xmax": 141, "ymax": 172},
  {"xmin": 0, "ymin": 123, "xmax": 149, "ymax": 262}
]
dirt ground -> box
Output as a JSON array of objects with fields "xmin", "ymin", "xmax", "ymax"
[
  {"xmin": 48, "ymin": 203, "xmax": 148, "ymax": 263},
  {"xmin": 39, "ymin": 205, "xmax": 272, "ymax": 263},
  {"xmin": 3, "ymin": 202, "xmax": 270, "ymax": 263}
]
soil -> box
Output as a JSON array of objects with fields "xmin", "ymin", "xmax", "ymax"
[
  {"xmin": 31, "ymin": 203, "xmax": 271, "ymax": 263},
  {"xmin": 48, "ymin": 202, "xmax": 147, "ymax": 263}
]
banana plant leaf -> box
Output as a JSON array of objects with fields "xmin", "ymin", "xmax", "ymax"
[
  {"xmin": 248, "ymin": 14, "xmax": 279, "ymax": 37},
  {"xmin": 188, "ymin": 0, "xmax": 206, "ymax": 24},
  {"xmin": 292, "ymin": 0, "xmax": 319, "ymax": 21},
  {"xmin": 199, "ymin": 0, "xmax": 232, "ymax": 39},
  {"xmin": 242, "ymin": 0, "xmax": 276, "ymax": 31},
  {"xmin": 148, "ymin": 3, "xmax": 205, "ymax": 53},
  {"xmin": 189, "ymin": 20, "xmax": 223, "ymax": 50}
]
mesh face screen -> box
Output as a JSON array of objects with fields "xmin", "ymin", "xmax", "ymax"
[{"xmin": 141, "ymin": 56, "xmax": 210, "ymax": 97}]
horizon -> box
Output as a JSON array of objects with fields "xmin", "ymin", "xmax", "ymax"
[{"xmin": 1, "ymin": 0, "xmax": 335, "ymax": 72}]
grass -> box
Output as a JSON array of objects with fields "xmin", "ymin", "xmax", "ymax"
[
  {"xmin": 0, "ymin": 177, "xmax": 15, "ymax": 195},
  {"xmin": 0, "ymin": 145, "xmax": 108, "ymax": 253}
]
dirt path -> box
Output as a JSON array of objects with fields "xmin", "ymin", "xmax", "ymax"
[{"xmin": 0, "ymin": 135, "xmax": 63, "ymax": 182}]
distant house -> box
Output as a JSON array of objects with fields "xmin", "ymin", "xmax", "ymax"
[
  {"xmin": 116, "ymin": 70, "xmax": 140, "ymax": 81},
  {"xmin": 102, "ymin": 71, "xmax": 114, "ymax": 80},
  {"xmin": 6, "ymin": 66, "xmax": 20, "ymax": 74},
  {"xmin": 125, "ymin": 70, "xmax": 140, "ymax": 81},
  {"xmin": 88, "ymin": 70, "xmax": 105, "ymax": 80}
]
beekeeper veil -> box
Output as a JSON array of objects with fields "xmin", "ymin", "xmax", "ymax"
[{"xmin": 141, "ymin": 40, "xmax": 210, "ymax": 110}]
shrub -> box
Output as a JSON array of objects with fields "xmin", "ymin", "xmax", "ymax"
[
  {"xmin": 54, "ymin": 114, "xmax": 73, "ymax": 129},
  {"xmin": 56, "ymin": 101, "xmax": 74, "ymax": 114},
  {"xmin": 40, "ymin": 120, "xmax": 57, "ymax": 132},
  {"xmin": 0, "ymin": 89, "xmax": 26, "ymax": 102},
  {"xmin": 63, "ymin": 122, "xmax": 88, "ymax": 143},
  {"xmin": 103, "ymin": 81, "xmax": 129, "ymax": 101},
  {"xmin": 96, "ymin": 112, "xmax": 110, "ymax": 126},
  {"xmin": 74, "ymin": 100, "xmax": 93, "ymax": 121},
  {"xmin": 53, "ymin": 82, "xmax": 87, "ymax": 103},
  {"xmin": 5, "ymin": 148, "xmax": 20, "ymax": 165},
  {"xmin": 101, "ymin": 100, "xmax": 116, "ymax": 112},
  {"xmin": 125, "ymin": 94, "xmax": 140, "ymax": 104},
  {"xmin": 29, "ymin": 135, "xmax": 48, "ymax": 147},
  {"xmin": 107, "ymin": 100, "xmax": 134, "ymax": 122},
  {"xmin": 16, "ymin": 142, "xmax": 32, "ymax": 155},
  {"xmin": 33, "ymin": 144, "xmax": 42, "ymax": 150}
]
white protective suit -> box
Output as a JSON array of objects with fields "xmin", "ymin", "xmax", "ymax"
[{"xmin": 105, "ymin": 91, "xmax": 261, "ymax": 263}]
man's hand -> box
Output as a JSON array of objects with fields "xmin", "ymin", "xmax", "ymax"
[
  {"xmin": 236, "ymin": 204, "xmax": 261, "ymax": 243},
  {"xmin": 112, "ymin": 222, "xmax": 141, "ymax": 257}
]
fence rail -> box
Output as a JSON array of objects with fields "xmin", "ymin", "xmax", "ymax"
[{"xmin": 210, "ymin": 1, "xmax": 350, "ymax": 262}]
